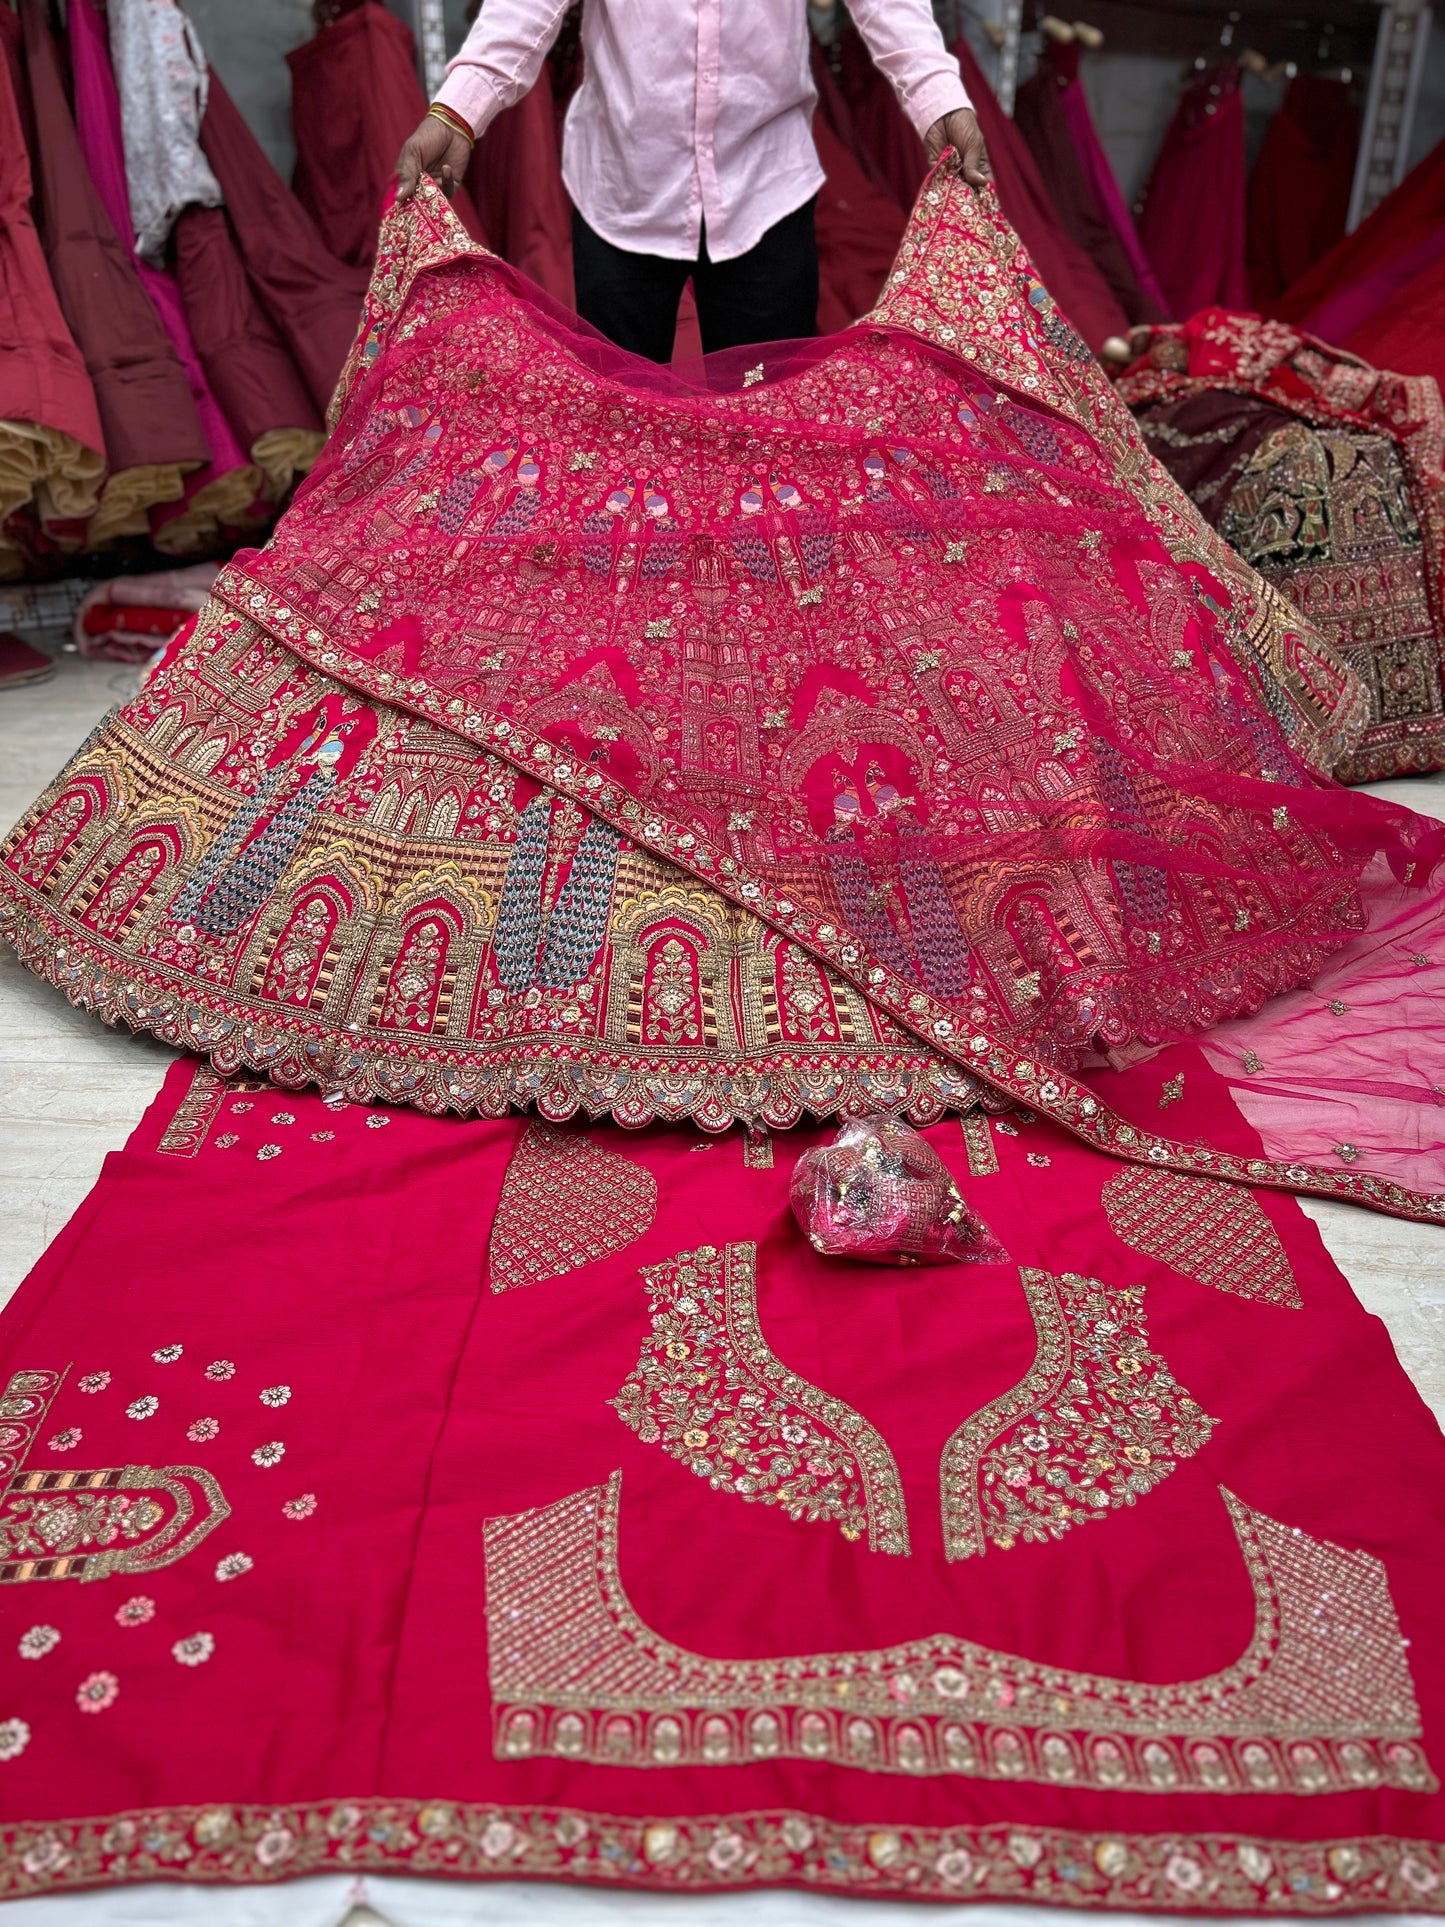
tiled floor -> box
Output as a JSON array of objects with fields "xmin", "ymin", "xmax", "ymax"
[{"xmin": 0, "ymin": 638, "xmax": 1440, "ymax": 1927}]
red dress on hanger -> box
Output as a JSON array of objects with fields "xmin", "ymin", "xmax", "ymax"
[
  {"xmin": 287, "ymin": 0, "xmax": 485, "ymax": 271},
  {"xmin": 810, "ymin": 43, "xmax": 909, "ymax": 332},
  {"xmin": 1270, "ymin": 133, "xmax": 1445, "ymax": 323},
  {"xmin": 1138, "ymin": 63, "xmax": 1249, "ymax": 319},
  {"xmin": 1013, "ymin": 40, "xmax": 1164, "ymax": 326},
  {"xmin": 196, "ymin": 73, "xmax": 368, "ymax": 420},
  {"xmin": 1246, "ymin": 75, "xmax": 1360, "ymax": 308}
]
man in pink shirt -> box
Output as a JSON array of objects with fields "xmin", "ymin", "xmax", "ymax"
[{"xmin": 396, "ymin": 0, "xmax": 987, "ymax": 361}]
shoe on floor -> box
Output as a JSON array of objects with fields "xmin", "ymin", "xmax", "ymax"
[{"xmin": 0, "ymin": 631, "xmax": 56, "ymax": 688}]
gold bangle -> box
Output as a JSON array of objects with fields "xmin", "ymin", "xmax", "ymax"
[{"xmin": 427, "ymin": 101, "xmax": 475, "ymax": 145}]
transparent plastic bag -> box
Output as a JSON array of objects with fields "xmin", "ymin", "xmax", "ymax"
[{"xmin": 790, "ymin": 1114, "xmax": 1006, "ymax": 1266}]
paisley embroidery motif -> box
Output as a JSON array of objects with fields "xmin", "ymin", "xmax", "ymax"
[
  {"xmin": 940, "ymin": 1269, "xmax": 1216, "ymax": 1560},
  {"xmin": 610, "ymin": 1243, "xmax": 909, "ymax": 1555},
  {"xmin": 489, "ymin": 1124, "xmax": 657, "ymax": 1293},
  {"xmin": 484, "ymin": 1470, "xmax": 1432, "ymax": 1793},
  {"xmin": 1102, "ymin": 1166, "xmax": 1302, "ymax": 1308}
]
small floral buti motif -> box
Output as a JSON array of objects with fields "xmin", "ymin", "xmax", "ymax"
[
  {"xmin": 125, "ymin": 1396, "xmax": 158, "ymax": 1421},
  {"xmin": 115, "ymin": 1596, "xmax": 155, "ymax": 1628},
  {"xmin": 940, "ymin": 1268, "xmax": 1217, "ymax": 1559},
  {"xmin": 215, "ymin": 1134, "xmax": 239, "ymax": 1149},
  {"xmin": 0, "ymin": 1719, "xmax": 30, "ymax": 1761},
  {"xmin": 18, "ymin": 1625, "xmax": 60, "ymax": 1660},
  {"xmin": 259, "ymin": 1386, "xmax": 291, "ymax": 1408},
  {"xmin": 76, "ymin": 1671, "xmax": 119, "ymax": 1713},
  {"xmin": 172, "ymin": 1632, "xmax": 215, "ymax": 1666},
  {"xmin": 611, "ymin": 1242, "xmax": 909, "ymax": 1554},
  {"xmin": 47, "ymin": 1428, "xmax": 81, "ymax": 1452},
  {"xmin": 215, "ymin": 1552, "xmax": 254, "ymax": 1582},
  {"xmin": 282, "ymin": 1493, "xmax": 317, "ymax": 1520},
  {"xmin": 152, "ymin": 1345, "xmax": 183, "ymax": 1363},
  {"xmin": 251, "ymin": 1442, "xmax": 285, "ymax": 1467},
  {"xmin": 187, "ymin": 1418, "xmax": 220, "ymax": 1442},
  {"xmin": 77, "ymin": 1372, "xmax": 110, "ymax": 1394},
  {"xmin": 365, "ymin": 1114, "xmax": 390, "ymax": 1129},
  {"xmin": 205, "ymin": 1361, "xmax": 236, "ymax": 1382},
  {"xmin": 257, "ymin": 1144, "xmax": 282, "ymax": 1161}
]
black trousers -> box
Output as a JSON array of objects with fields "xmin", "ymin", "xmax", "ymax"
[{"xmin": 571, "ymin": 199, "xmax": 818, "ymax": 362}]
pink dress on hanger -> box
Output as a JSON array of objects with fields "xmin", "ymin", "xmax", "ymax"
[{"xmin": 1138, "ymin": 63, "xmax": 1249, "ymax": 319}]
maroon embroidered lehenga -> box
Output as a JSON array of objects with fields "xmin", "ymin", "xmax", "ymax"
[{"xmin": 3, "ymin": 164, "xmax": 1445, "ymax": 1221}]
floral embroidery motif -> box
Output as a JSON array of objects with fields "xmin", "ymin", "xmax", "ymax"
[
  {"xmin": 115, "ymin": 1597, "xmax": 155, "ymax": 1627},
  {"xmin": 186, "ymin": 1419, "xmax": 219, "ymax": 1442},
  {"xmin": 612, "ymin": 1244, "xmax": 908, "ymax": 1555},
  {"xmin": 125, "ymin": 1398, "xmax": 158, "ymax": 1421},
  {"xmin": 257, "ymin": 1145, "xmax": 282, "ymax": 1161},
  {"xmin": 47, "ymin": 1430, "xmax": 80, "ymax": 1452},
  {"xmin": 152, "ymin": 1346, "xmax": 182, "ymax": 1364},
  {"xmin": 18, "ymin": 1626, "xmax": 59, "ymax": 1659},
  {"xmin": 77, "ymin": 1374, "xmax": 110, "ymax": 1395},
  {"xmin": 742, "ymin": 1131, "xmax": 774, "ymax": 1170},
  {"xmin": 172, "ymin": 1632, "xmax": 215, "ymax": 1666},
  {"xmin": 484, "ymin": 1471, "xmax": 1431, "ymax": 1793},
  {"xmin": 1102, "ymin": 1167, "xmax": 1302, "ymax": 1309},
  {"xmin": 251, "ymin": 1443, "xmax": 285, "ymax": 1468},
  {"xmin": 489, "ymin": 1124, "xmax": 657, "ymax": 1293},
  {"xmin": 940, "ymin": 1269, "xmax": 1216, "ymax": 1560},
  {"xmin": 282, "ymin": 1494, "xmax": 317, "ymax": 1520},
  {"xmin": 76, "ymin": 1672, "xmax": 119, "ymax": 1713},
  {"xmin": 214, "ymin": 1553, "xmax": 253, "ymax": 1582},
  {"xmin": 0, "ymin": 1796, "xmax": 1441, "ymax": 1907},
  {"xmin": 0, "ymin": 1719, "xmax": 28, "ymax": 1761},
  {"xmin": 259, "ymin": 1386, "xmax": 291, "ymax": 1408},
  {"xmin": 156, "ymin": 1066, "xmax": 227, "ymax": 1157},
  {"xmin": 2, "ymin": 1451, "xmax": 230, "ymax": 1587},
  {"xmin": 205, "ymin": 1362, "xmax": 235, "ymax": 1382},
  {"xmin": 960, "ymin": 1113, "xmax": 998, "ymax": 1176}
]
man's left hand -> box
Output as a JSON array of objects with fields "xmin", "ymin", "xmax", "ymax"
[{"xmin": 925, "ymin": 107, "xmax": 990, "ymax": 187}]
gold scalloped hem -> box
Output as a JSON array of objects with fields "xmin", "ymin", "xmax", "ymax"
[
  {"xmin": 1, "ymin": 1800, "xmax": 1441, "ymax": 1910},
  {"xmin": 152, "ymin": 465, "xmax": 266, "ymax": 557},
  {"xmin": 251, "ymin": 427, "xmax": 325, "ymax": 503},
  {"xmin": 0, "ymin": 897, "xmax": 991, "ymax": 1131},
  {"xmin": 87, "ymin": 464, "xmax": 191, "ymax": 547},
  {"xmin": 0, "ymin": 418, "xmax": 103, "ymax": 527}
]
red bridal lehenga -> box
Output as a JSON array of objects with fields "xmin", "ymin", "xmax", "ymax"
[{"xmin": 2, "ymin": 167, "xmax": 1445, "ymax": 1914}]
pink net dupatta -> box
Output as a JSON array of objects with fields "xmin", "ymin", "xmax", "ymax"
[{"xmin": 153, "ymin": 164, "xmax": 1440, "ymax": 1226}]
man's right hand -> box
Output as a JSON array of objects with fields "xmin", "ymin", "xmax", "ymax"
[{"xmin": 396, "ymin": 113, "xmax": 473, "ymax": 202}]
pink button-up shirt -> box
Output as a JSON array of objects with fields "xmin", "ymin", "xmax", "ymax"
[{"xmin": 434, "ymin": 0, "xmax": 969, "ymax": 262}]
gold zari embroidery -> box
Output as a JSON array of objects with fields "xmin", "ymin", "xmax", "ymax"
[
  {"xmin": 490, "ymin": 1124, "xmax": 657, "ymax": 1292},
  {"xmin": 1103, "ymin": 1167, "xmax": 1302, "ymax": 1308}
]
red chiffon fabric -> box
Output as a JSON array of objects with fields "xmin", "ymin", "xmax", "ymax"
[
  {"xmin": 287, "ymin": 0, "xmax": 485, "ymax": 272},
  {"xmin": 1138, "ymin": 65, "xmax": 1249, "ymax": 320},
  {"xmin": 951, "ymin": 34, "xmax": 1129, "ymax": 353},
  {"xmin": 197, "ymin": 72, "xmax": 369, "ymax": 420},
  {"xmin": 1272, "ymin": 133, "xmax": 1445, "ymax": 325},
  {"xmin": 1245, "ymin": 75, "xmax": 1360, "ymax": 309},
  {"xmin": 1340, "ymin": 251, "xmax": 1445, "ymax": 394}
]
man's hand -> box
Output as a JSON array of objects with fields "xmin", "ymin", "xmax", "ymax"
[
  {"xmin": 924, "ymin": 107, "xmax": 990, "ymax": 187},
  {"xmin": 397, "ymin": 113, "xmax": 473, "ymax": 202}
]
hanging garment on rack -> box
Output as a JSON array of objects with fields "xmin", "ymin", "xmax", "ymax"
[
  {"xmin": 17, "ymin": 0, "xmax": 204, "ymax": 548},
  {"xmin": 287, "ymin": 0, "xmax": 486, "ymax": 273},
  {"xmin": 1119, "ymin": 309, "xmax": 1445, "ymax": 785},
  {"xmin": 834, "ymin": 22, "xmax": 930, "ymax": 215},
  {"xmin": 171, "ymin": 207, "xmax": 325, "ymax": 504},
  {"xmin": 69, "ymin": 0, "xmax": 260, "ymax": 556},
  {"xmin": 1272, "ymin": 133, "xmax": 1445, "ymax": 325},
  {"xmin": 1051, "ymin": 43, "xmax": 1170, "ymax": 319},
  {"xmin": 810, "ymin": 45, "xmax": 910, "ymax": 331},
  {"xmin": 950, "ymin": 33, "xmax": 1130, "ymax": 355},
  {"xmin": 1013, "ymin": 39, "xmax": 1166, "ymax": 328},
  {"xmin": 0, "ymin": 3, "xmax": 104, "ymax": 579},
  {"xmin": 471, "ymin": 73, "xmax": 575, "ymax": 309},
  {"xmin": 1138, "ymin": 64, "xmax": 1248, "ymax": 320},
  {"xmin": 1304, "ymin": 220, "xmax": 1445, "ymax": 350},
  {"xmin": 107, "ymin": 0, "xmax": 223, "ymax": 265},
  {"xmin": 196, "ymin": 73, "xmax": 369, "ymax": 420},
  {"xmin": 1246, "ymin": 75, "xmax": 1360, "ymax": 309}
]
